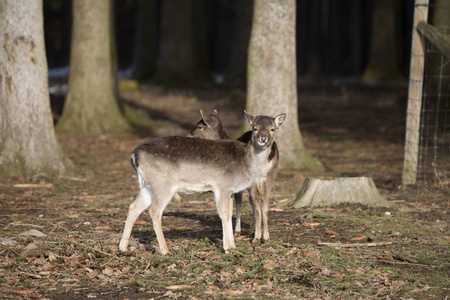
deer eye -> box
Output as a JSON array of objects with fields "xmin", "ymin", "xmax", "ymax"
[{"xmin": 270, "ymin": 128, "xmax": 275, "ymax": 132}]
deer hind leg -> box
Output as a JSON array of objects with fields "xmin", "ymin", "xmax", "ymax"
[
  {"xmin": 234, "ymin": 191, "xmax": 243, "ymax": 236},
  {"xmin": 119, "ymin": 187, "xmax": 152, "ymax": 252},
  {"xmin": 215, "ymin": 189, "xmax": 235, "ymax": 252},
  {"xmin": 261, "ymin": 180, "xmax": 270, "ymax": 243},
  {"xmin": 148, "ymin": 185, "xmax": 177, "ymax": 255},
  {"xmin": 249, "ymin": 184, "xmax": 262, "ymax": 244}
]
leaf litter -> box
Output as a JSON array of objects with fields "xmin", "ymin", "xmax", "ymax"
[{"xmin": 0, "ymin": 88, "xmax": 449, "ymax": 299}]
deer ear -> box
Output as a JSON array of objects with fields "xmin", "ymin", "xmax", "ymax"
[
  {"xmin": 275, "ymin": 113, "xmax": 288, "ymax": 128},
  {"xmin": 200, "ymin": 110, "xmax": 213, "ymax": 126},
  {"xmin": 244, "ymin": 110, "xmax": 254, "ymax": 126}
]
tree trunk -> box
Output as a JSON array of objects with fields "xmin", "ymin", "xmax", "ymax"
[
  {"xmin": 361, "ymin": 0, "xmax": 404, "ymax": 83},
  {"xmin": 56, "ymin": 0, "xmax": 128, "ymax": 134},
  {"xmin": 155, "ymin": 0, "xmax": 203, "ymax": 87},
  {"xmin": 0, "ymin": 0, "xmax": 76, "ymax": 179},
  {"xmin": 132, "ymin": 0, "xmax": 158, "ymax": 81},
  {"xmin": 246, "ymin": 0, "xmax": 325, "ymax": 171},
  {"xmin": 226, "ymin": 0, "xmax": 253, "ymax": 86}
]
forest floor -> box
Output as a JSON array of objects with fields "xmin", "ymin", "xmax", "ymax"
[{"xmin": 0, "ymin": 84, "xmax": 449, "ymax": 299}]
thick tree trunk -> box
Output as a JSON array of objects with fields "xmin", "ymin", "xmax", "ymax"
[
  {"xmin": 56, "ymin": 0, "xmax": 128, "ymax": 134},
  {"xmin": 226, "ymin": 0, "xmax": 253, "ymax": 85},
  {"xmin": 246, "ymin": 0, "xmax": 324, "ymax": 171},
  {"xmin": 155, "ymin": 0, "xmax": 203, "ymax": 87},
  {"xmin": 361, "ymin": 0, "xmax": 404, "ymax": 83},
  {"xmin": 0, "ymin": 0, "xmax": 76, "ymax": 179},
  {"xmin": 132, "ymin": 0, "xmax": 158, "ymax": 81}
]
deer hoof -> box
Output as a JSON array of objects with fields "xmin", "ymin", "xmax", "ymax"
[{"xmin": 252, "ymin": 238, "xmax": 261, "ymax": 245}]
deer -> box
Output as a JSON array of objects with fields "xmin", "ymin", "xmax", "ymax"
[
  {"xmin": 189, "ymin": 110, "xmax": 279, "ymax": 244},
  {"xmin": 119, "ymin": 111, "xmax": 287, "ymax": 254}
]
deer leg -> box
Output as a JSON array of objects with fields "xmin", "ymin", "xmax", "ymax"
[
  {"xmin": 215, "ymin": 190, "xmax": 235, "ymax": 252},
  {"xmin": 148, "ymin": 187, "xmax": 177, "ymax": 255},
  {"xmin": 119, "ymin": 187, "xmax": 152, "ymax": 252},
  {"xmin": 234, "ymin": 191, "xmax": 243, "ymax": 236},
  {"xmin": 250, "ymin": 184, "xmax": 262, "ymax": 244},
  {"xmin": 261, "ymin": 180, "xmax": 270, "ymax": 243}
]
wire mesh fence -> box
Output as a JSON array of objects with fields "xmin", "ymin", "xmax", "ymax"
[
  {"xmin": 417, "ymin": 24, "xmax": 450, "ymax": 186},
  {"xmin": 403, "ymin": 1, "xmax": 449, "ymax": 187}
]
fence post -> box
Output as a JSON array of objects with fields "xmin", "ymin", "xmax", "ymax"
[{"xmin": 402, "ymin": 0, "xmax": 429, "ymax": 186}]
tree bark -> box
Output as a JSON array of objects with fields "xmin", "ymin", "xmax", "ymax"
[
  {"xmin": 56, "ymin": 0, "xmax": 128, "ymax": 134},
  {"xmin": 226, "ymin": 0, "xmax": 253, "ymax": 86},
  {"xmin": 0, "ymin": 0, "xmax": 76, "ymax": 179},
  {"xmin": 132, "ymin": 0, "xmax": 158, "ymax": 81},
  {"xmin": 155, "ymin": 0, "xmax": 203, "ymax": 87},
  {"xmin": 246, "ymin": 0, "xmax": 324, "ymax": 171},
  {"xmin": 361, "ymin": 0, "xmax": 404, "ymax": 83}
]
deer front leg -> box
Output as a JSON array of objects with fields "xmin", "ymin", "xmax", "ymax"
[
  {"xmin": 215, "ymin": 190, "xmax": 235, "ymax": 252},
  {"xmin": 249, "ymin": 184, "xmax": 262, "ymax": 244},
  {"xmin": 261, "ymin": 180, "xmax": 270, "ymax": 243},
  {"xmin": 234, "ymin": 191, "xmax": 243, "ymax": 236},
  {"xmin": 119, "ymin": 187, "xmax": 152, "ymax": 252}
]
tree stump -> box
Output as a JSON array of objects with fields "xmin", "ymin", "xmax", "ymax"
[{"xmin": 288, "ymin": 177, "xmax": 392, "ymax": 208}]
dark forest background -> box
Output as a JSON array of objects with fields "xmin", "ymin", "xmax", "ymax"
[{"xmin": 43, "ymin": 0, "xmax": 424, "ymax": 86}]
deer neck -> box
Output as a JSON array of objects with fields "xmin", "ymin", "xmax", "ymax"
[{"xmin": 241, "ymin": 140, "xmax": 272, "ymax": 182}]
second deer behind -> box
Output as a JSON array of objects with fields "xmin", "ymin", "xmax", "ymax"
[{"xmin": 190, "ymin": 110, "xmax": 281, "ymax": 243}]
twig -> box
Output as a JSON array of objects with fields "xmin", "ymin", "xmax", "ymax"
[
  {"xmin": 10, "ymin": 223, "xmax": 45, "ymax": 228},
  {"xmin": 376, "ymin": 259, "xmax": 430, "ymax": 267},
  {"xmin": 13, "ymin": 184, "xmax": 53, "ymax": 188},
  {"xmin": 318, "ymin": 241, "xmax": 393, "ymax": 248}
]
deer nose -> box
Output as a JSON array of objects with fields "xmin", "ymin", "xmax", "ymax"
[{"xmin": 260, "ymin": 136, "xmax": 267, "ymax": 143}]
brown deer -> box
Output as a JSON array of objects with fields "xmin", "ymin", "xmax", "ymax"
[
  {"xmin": 119, "ymin": 111, "xmax": 287, "ymax": 254},
  {"xmin": 189, "ymin": 110, "xmax": 279, "ymax": 243}
]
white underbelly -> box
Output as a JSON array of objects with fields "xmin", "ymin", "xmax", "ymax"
[{"xmin": 177, "ymin": 182, "xmax": 213, "ymax": 194}]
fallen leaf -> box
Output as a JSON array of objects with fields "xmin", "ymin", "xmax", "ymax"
[
  {"xmin": 134, "ymin": 220, "xmax": 146, "ymax": 225},
  {"xmin": 302, "ymin": 222, "xmax": 320, "ymax": 228},
  {"xmin": 165, "ymin": 285, "xmax": 195, "ymax": 290},
  {"xmin": 102, "ymin": 267, "xmax": 114, "ymax": 277},
  {"xmin": 48, "ymin": 252, "xmax": 58, "ymax": 262},
  {"xmin": 19, "ymin": 229, "xmax": 47, "ymax": 237},
  {"xmin": 95, "ymin": 226, "xmax": 110, "ymax": 230},
  {"xmin": 10, "ymin": 221, "xmax": 24, "ymax": 225},
  {"xmin": 325, "ymin": 230, "xmax": 337, "ymax": 235},
  {"xmin": 207, "ymin": 285, "xmax": 220, "ymax": 290},
  {"xmin": 269, "ymin": 208, "xmax": 284, "ymax": 212},
  {"xmin": 234, "ymin": 267, "xmax": 246, "ymax": 276},
  {"xmin": 350, "ymin": 236, "xmax": 366, "ymax": 241},
  {"xmin": 411, "ymin": 284, "xmax": 431, "ymax": 292},
  {"xmin": 25, "ymin": 243, "xmax": 38, "ymax": 250},
  {"xmin": 30, "ymin": 292, "xmax": 42, "ymax": 299},
  {"xmin": 121, "ymin": 265, "xmax": 131, "ymax": 274},
  {"xmin": 264, "ymin": 260, "xmax": 276, "ymax": 270},
  {"xmin": 11, "ymin": 290, "xmax": 34, "ymax": 295},
  {"xmin": 227, "ymin": 290, "xmax": 244, "ymax": 296}
]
